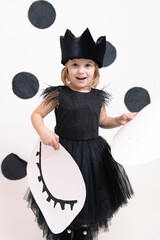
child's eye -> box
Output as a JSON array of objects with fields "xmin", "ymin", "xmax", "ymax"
[
  {"xmin": 85, "ymin": 64, "xmax": 91, "ymax": 67},
  {"xmin": 72, "ymin": 63, "xmax": 78, "ymax": 67}
]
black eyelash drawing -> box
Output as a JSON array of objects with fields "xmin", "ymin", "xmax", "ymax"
[{"xmin": 36, "ymin": 142, "xmax": 78, "ymax": 210}]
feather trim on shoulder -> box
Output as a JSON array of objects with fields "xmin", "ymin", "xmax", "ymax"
[
  {"xmin": 41, "ymin": 86, "xmax": 59, "ymax": 107},
  {"xmin": 101, "ymin": 88, "xmax": 112, "ymax": 105}
]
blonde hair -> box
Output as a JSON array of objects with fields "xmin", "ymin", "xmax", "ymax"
[{"xmin": 61, "ymin": 61, "xmax": 100, "ymax": 88}]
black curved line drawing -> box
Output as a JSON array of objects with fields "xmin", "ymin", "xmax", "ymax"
[{"xmin": 36, "ymin": 142, "xmax": 78, "ymax": 210}]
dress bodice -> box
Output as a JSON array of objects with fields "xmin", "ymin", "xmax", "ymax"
[
  {"xmin": 42, "ymin": 85, "xmax": 110, "ymax": 140},
  {"xmin": 55, "ymin": 86, "xmax": 103, "ymax": 140}
]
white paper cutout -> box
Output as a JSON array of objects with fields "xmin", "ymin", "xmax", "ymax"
[
  {"xmin": 27, "ymin": 140, "xmax": 86, "ymax": 233},
  {"xmin": 111, "ymin": 98, "xmax": 160, "ymax": 166}
]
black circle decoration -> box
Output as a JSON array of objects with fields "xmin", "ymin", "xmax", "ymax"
[
  {"xmin": 124, "ymin": 87, "xmax": 151, "ymax": 112},
  {"xmin": 12, "ymin": 72, "xmax": 39, "ymax": 99},
  {"xmin": 1, "ymin": 153, "xmax": 27, "ymax": 180},
  {"xmin": 102, "ymin": 41, "xmax": 117, "ymax": 67},
  {"xmin": 28, "ymin": 0, "xmax": 56, "ymax": 29}
]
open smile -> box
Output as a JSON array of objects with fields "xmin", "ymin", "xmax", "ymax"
[{"xmin": 76, "ymin": 77, "xmax": 87, "ymax": 81}]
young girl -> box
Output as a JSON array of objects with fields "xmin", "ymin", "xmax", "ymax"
[{"xmin": 27, "ymin": 28, "xmax": 136, "ymax": 240}]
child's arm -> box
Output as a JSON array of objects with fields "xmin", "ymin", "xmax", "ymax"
[
  {"xmin": 99, "ymin": 103, "xmax": 137, "ymax": 129},
  {"xmin": 31, "ymin": 101, "xmax": 59, "ymax": 150}
]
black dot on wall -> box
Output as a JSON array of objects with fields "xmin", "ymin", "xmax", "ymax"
[
  {"xmin": 102, "ymin": 41, "xmax": 117, "ymax": 67},
  {"xmin": 28, "ymin": 0, "xmax": 56, "ymax": 29},
  {"xmin": 1, "ymin": 153, "xmax": 27, "ymax": 180},
  {"xmin": 12, "ymin": 72, "xmax": 39, "ymax": 99},
  {"xmin": 124, "ymin": 87, "xmax": 151, "ymax": 112}
]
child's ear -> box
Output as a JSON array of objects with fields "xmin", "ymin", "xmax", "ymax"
[{"xmin": 1, "ymin": 153, "xmax": 27, "ymax": 180}]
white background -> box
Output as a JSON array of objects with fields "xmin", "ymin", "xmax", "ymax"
[{"xmin": 0, "ymin": 0, "xmax": 160, "ymax": 239}]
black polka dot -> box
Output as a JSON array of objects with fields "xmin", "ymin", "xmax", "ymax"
[
  {"xmin": 28, "ymin": 0, "xmax": 56, "ymax": 29},
  {"xmin": 12, "ymin": 72, "xmax": 39, "ymax": 99},
  {"xmin": 124, "ymin": 87, "xmax": 151, "ymax": 112},
  {"xmin": 1, "ymin": 153, "xmax": 27, "ymax": 180},
  {"xmin": 102, "ymin": 41, "xmax": 117, "ymax": 67}
]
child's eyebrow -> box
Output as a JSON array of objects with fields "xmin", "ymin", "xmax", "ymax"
[{"xmin": 71, "ymin": 60, "xmax": 78, "ymax": 63}]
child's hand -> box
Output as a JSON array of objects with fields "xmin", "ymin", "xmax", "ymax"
[
  {"xmin": 40, "ymin": 129, "xmax": 59, "ymax": 150},
  {"xmin": 119, "ymin": 112, "xmax": 137, "ymax": 125}
]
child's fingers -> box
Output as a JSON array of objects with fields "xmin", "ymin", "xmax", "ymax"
[
  {"xmin": 120, "ymin": 112, "xmax": 137, "ymax": 125},
  {"xmin": 40, "ymin": 132, "xmax": 59, "ymax": 150},
  {"xmin": 128, "ymin": 113, "xmax": 134, "ymax": 120},
  {"xmin": 55, "ymin": 133, "xmax": 59, "ymax": 142},
  {"xmin": 52, "ymin": 134, "xmax": 59, "ymax": 150},
  {"xmin": 129, "ymin": 112, "xmax": 138, "ymax": 119},
  {"xmin": 125, "ymin": 112, "xmax": 137, "ymax": 120}
]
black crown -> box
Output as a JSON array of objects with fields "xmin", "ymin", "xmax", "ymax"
[{"xmin": 60, "ymin": 28, "xmax": 106, "ymax": 68}]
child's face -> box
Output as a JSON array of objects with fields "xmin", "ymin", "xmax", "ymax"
[{"xmin": 66, "ymin": 58, "xmax": 96, "ymax": 91}]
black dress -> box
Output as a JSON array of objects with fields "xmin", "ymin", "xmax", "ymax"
[{"xmin": 26, "ymin": 85, "xmax": 133, "ymax": 240}]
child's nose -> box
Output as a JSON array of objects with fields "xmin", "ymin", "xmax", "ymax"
[{"xmin": 78, "ymin": 67, "xmax": 84, "ymax": 74}]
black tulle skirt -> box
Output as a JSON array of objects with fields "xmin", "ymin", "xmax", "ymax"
[{"xmin": 25, "ymin": 136, "xmax": 134, "ymax": 240}]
